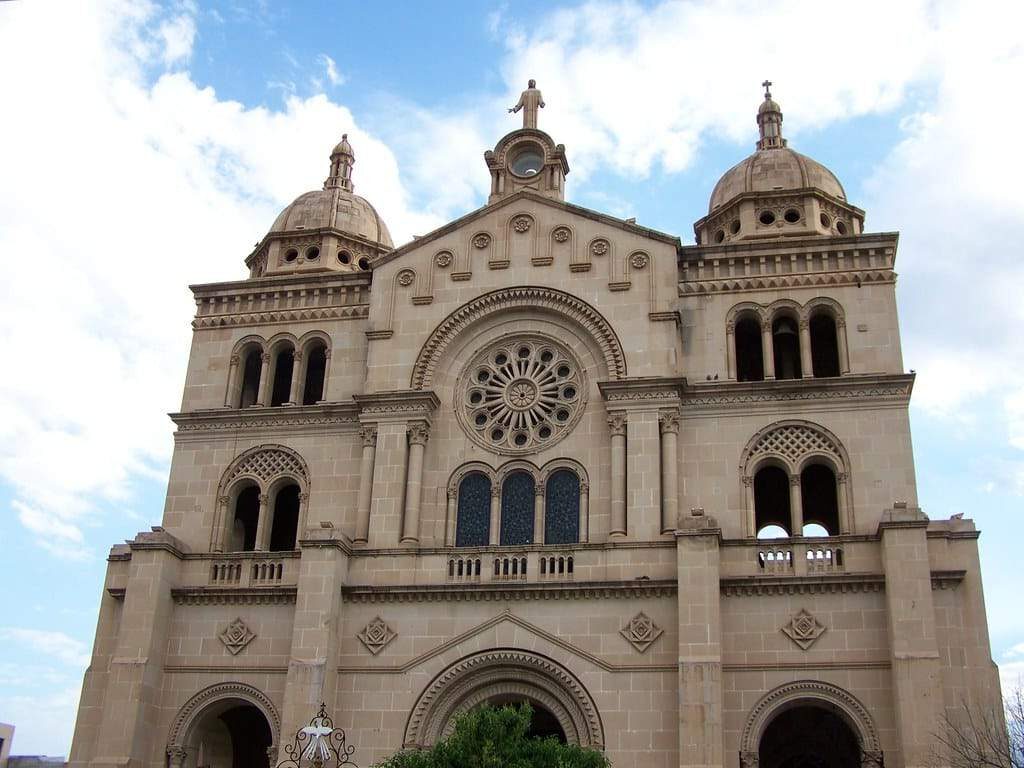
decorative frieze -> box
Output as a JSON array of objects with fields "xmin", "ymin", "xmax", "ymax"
[{"xmin": 341, "ymin": 579, "xmax": 677, "ymax": 603}]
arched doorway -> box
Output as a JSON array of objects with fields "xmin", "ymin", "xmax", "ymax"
[
  {"xmin": 167, "ymin": 683, "xmax": 280, "ymax": 768},
  {"xmin": 759, "ymin": 705, "xmax": 861, "ymax": 768},
  {"xmin": 480, "ymin": 694, "xmax": 567, "ymax": 743}
]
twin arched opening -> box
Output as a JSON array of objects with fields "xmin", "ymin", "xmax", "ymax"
[
  {"xmin": 450, "ymin": 462, "xmax": 587, "ymax": 548},
  {"xmin": 729, "ymin": 300, "xmax": 848, "ymax": 383},
  {"xmin": 227, "ymin": 333, "xmax": 331, "ymax": 409},
  {"xmin": 212, "ymin": 446, "xmax": 310, "ymax": 553}
]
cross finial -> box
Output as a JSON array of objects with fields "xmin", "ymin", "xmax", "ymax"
[{"xmin": 762, "ymin": 80, "xmax": 772, "ymax": 99}]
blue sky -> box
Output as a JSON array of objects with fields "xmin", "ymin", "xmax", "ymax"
[{"xmin": 0, "ymin": 0, "xmax": 1022, "ymax": 757}]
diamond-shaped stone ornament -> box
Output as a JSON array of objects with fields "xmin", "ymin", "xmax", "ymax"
[
  {"xmin": 620, "ymin": 612, "xmax": 664, "ymax": 653},
  {"xmin": 781, "ymin": 609, "xmax": 826, "ymax": 650},
  {"xmin": 357, "ymin": 617, "xmax": 397, "ymax": 655},
  {"xmin": 219, "ymin": 617, "xmax": 256, "ymax": 655}
]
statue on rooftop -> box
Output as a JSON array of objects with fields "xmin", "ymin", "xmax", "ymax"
[{"xmin": 509, "ymin": 79, "xmax": 545, "ymax": 129}]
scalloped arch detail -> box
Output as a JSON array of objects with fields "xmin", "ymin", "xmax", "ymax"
[
  {"xmin": 740, "ymin": 420, "xmax": 848, "ymax": 476},
  {"xmin": 219, "ymin": 443, "xmax": 310, "ymax": 493},
  {"xmin": 403, "ymin": 648, "xmax": 604, "ymax": 750},
  {"xmin": 167, "ymin": 681, "xmax": 280, "ymax": 748},
  {"xmin": 410, "ymin": 287, "xmax": 626, "ymax": 389}
]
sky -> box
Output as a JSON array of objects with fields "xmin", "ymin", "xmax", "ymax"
[{"xmin": 0, "ymin": 0, "xmax": 1022, "ymax": 757}]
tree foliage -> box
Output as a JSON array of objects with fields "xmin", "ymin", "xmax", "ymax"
[{"xmin": 373, "ymin": 704, "xmax": 610, "ymax": 768}]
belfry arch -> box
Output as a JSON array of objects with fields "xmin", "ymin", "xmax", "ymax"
[{"xmin": 403, "ymin": 649, "xmax": 604, "ymax": 750}]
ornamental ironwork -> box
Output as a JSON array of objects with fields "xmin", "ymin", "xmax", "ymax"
[
  {"xmin": 457, "ymin": 335, "xmax": 587, "ymax": 455},
  {"xmin": 276, "ymin": 703, "xmax": 358, "ymax": 768}
]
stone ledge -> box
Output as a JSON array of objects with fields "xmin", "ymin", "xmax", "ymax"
[
  {"xmin": 341, "ymin": 578, "xmax": 677, "ymax": 603},
  {"xmin": 170, "ymin": 587, "xmax": 297, "ymax": 605}
]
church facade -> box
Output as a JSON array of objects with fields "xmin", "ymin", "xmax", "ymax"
[{"xmin": 69, "ymin": 84, "xmax": 1001, "ymax": 768}]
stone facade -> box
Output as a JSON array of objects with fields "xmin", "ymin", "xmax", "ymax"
[{"xmin": 68, "ymin": 84, "xmax": 1002, "ymax": 768}]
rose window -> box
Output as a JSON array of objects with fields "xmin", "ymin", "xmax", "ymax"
[{"xmin": 458, "ymin": 337, "xmax": 586, "ymax": 455}]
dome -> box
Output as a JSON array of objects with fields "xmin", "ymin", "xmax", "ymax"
[
  {"xmin": 266, "ymin": 132, "xmax": 393, "ymax": 248},
  {"xmin": 709, "ymin": 84, "xmax": 846, "ymax": 214},
  {"xmin": 269, "ymin": 188, "xmax": 393, "ymax": 248},
  {"xmin": 708, "ymin": 147, "xmax": 846, "ymax": 214}
]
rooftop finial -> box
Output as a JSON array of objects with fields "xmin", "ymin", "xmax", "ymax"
[
  {"xmin": 509, "ymin": 79, "xmax": 545, "ymax": 129},
  {"xmin": 756, "ymin": 81, "xmax": 786, "ymax": 151},
  {"xmin": 325, "ymin": 133, "xmax": 355, "ymax": 192}
]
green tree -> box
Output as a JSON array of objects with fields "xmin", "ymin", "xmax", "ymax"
[{"xmin": 374, "ymin": 703, "xmax": 610, "ymax": 768}]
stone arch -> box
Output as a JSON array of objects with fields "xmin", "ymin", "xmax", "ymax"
[
  {"xmin": 740, "ymin": 420, "xmax": 848, "ymax": 478},
  {"xmin": 219, "ymin": 444, "xmax": 310, "ymax": 496},
  {"xmin": 404, "ymin": 649, "xmax": 604, "ymax": 750},
  {"xmin": 739, "ymin": 680, "xmax": 881, "ymax": 762},
  {"xmin": 166, "ymin": 681, "xmax": 280, "ymax": 754},
  {"xmin": 726, "ymin": 301, "xmax": 767, "ymax": 328},
  {"xmin": 410, "ymin": 286, "xmax": 627, "ymax": 389}
]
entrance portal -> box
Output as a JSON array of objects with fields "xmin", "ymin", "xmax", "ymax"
[
  {"xmin": 186, "ymin": 702, "xmax": 273, "ymax": 768},
  {"xmin": 759, "ymin": 705, "xmax": 862, "ymax": 768}
]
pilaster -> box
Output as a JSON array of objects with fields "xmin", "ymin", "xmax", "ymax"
[
  {"xmin": 878, "ymin": 504, "xmax": 944, "ymax": 768},
  {"xmin": 676, "ymin": 509, "xmax": 723, "ymax": 768}
]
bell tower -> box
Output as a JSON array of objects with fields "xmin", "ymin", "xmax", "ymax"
[{"xmin": 484, "ymin": 79, "xmax": 569, "ymax": 203}]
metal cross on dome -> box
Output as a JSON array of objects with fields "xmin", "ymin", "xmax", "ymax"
[
  {"xmin": 276, "ymin": 703, "xmax": 359, "ymax": 768},
  {"xmin": 762, "ymin": 79, "xmax": 773, "ymax": 99}
]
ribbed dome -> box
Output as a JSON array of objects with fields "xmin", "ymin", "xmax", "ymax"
[
  {"xmin": 269, "ymin": 188, "xmax": 393, "ymax": 248},
  {"xmin": 708, "ymin": 147, "xmax": 846, "ymax": 214}
]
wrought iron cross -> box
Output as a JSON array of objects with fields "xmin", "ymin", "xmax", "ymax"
[{"xmin": 276, "ymin": 703, "xmax": 359, "ymax": 768}]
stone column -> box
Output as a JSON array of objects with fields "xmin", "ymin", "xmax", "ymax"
[
  {"xmin": 213, "ymin": 494, "xmax": 230, "ymax": 552},
  {"xmin": 790, "ymin": 475, "xmax": 806, "ymax": 576},
  {"xmin": 799, "ymin": 319, "xmax": 814, "ymax": 377},
  {"xmin": 320, "ymin": 349, "xmax": 332, "ymax": 402},
  {"xmin": 608, "ymin": 413, "xmax": 628, "ymax": 538},
  {"xmin": 761, "ymin": 323, "xmax": 776, "ymax": 379},
  {"xmin": 88, "ymin": 532, "xmax": 182, "ymax": 768},
  {"xmin": 367, "ymin": 422, "xmax": 410, "ymax": 548},
  {"xmin": 676, "ymin": 511, "xmax": 723, "ymax": 768},
  {"xmin": 445, "ymin": 488, "xmax": 457, "ymax": 546},
  {"xmin": 742, "ymin": 475, "xmax": 755, "ymax": 537},
  {"xmin": 223, "ymin": 354, "xmax": 240, "ymax": 407},
  {"xmin": 579, "ymin": 481, "xmax": 590, "ymax": 543},
  {"xmin": 879, "ymin": 506, "xmax": 944, "ymax": 768},
  {"xmin": 489, "ymin": 484, "xmax": 501, "ymax": 546},
  {"xmin": 287, "ymin": 350, "xmax": 304, "ymax": 405},
  {"xmin": 353, "ymin": 426, "xmax": 377, "ymax": 545},
  {"xmin": 255, "ymin": 352, "xmax": 272, "ymax": 406},
  {"xmin": 533, "ymin": 484, "xmax": 545, "ymax": 544},
  {"xmin": 837, "ymin": 472, "xmax": 851, "ymax": 533},
  {"xmin": 836, "ymin": 318, "xmax": 851, "ymax": 374},
  {"xmin": 401, "ymin": 421, "xmax": 429, "ymax": 544},
  {"xmin": 725, "ymin": 322, "xmax": 736, "ymax": 380},
  {"xmin": 254, "ymin": 493, "xmax": 271, "ymax": 551},
  {"xmin": 659, "ymin": 411, "xmax": 680, "ymax": 534}
]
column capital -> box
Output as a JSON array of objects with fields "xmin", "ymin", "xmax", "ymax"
[
  {"xmin": 790, "ymin": 473, "xmax": 801, "ymax": 487},
  {"xmin": 491, "ymin": 485, "xmax": 502, "ymax": 499},
  {"xmin": 607, "ymin": 412, "xmax": 628, "ymax": 436},
  {"xmin": 658, "ymin": 410, "xmax": 680, "ymax": 435},
  {"xmin": 580, "ymin": 480, "xmax": 590, "ymax": 494},
  {"xmin": 740, "ymin": 750, "xmax": 759, "ymax": 768},
  {"xmin": 167, "ymin": 746, "xmax": 188, "ymax": 768},
  {"xmin": 261, "ymin": 352, "xmax": 272, "ymax": 363},
  {"xmin": 725, "ymin": 320, "xmax": 735, "ymax": 334},
  {"xmin": 742, "ymin": 474, "xmax": 753, "ymax": 487},
  {"xmin": 292, "ymin": 349, "xmax": 303, "ymax": 362},
  {"xmin": 359, "ymin": 425, "xmax": 378, "ymax": 446},
  {"xmin": 837, "ymin": 472, "xmax": 848, "ymax": 484},
  {"xmin": 408, "ymin": 421, "xmax": 430, "ymax": 445},
  {"xmin": 229, "ymin": 354, "xmax": 240, "ymax": 366},
  {"xmin": 534, "ymin": 484, "xmax": 546, "ymax": 498},
  {"xmin": 298, "ymin": 492, "xmax": 309, "ymax": 503}
]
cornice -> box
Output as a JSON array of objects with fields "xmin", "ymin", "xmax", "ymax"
[
  {"xmin": 353, "ymin": 390, "xmax": 441, "ymax": 420},
  {"xmin": 170, "ymin": 586, "xmax": 297, "ymax": 605},
  {"xmin": 165, "ymin": 664, "xmax": 289, "ymax": 674},
  {"xmin": 679, "ymin": 231, "xmax": 898, "ymax": 260},
  {"xmin": 681, "ymin": 373, "xmax": 914, "ymax": 411},
  {"xmin": 693, "ymin": 188, "xmax": 867, "ymax": 231},
  {"xmin": 340, "ymin": 578, "xmax": 677, "ymax": 603},
  {"xmin": 191, "ymin": 269, "xmax": 372, "ymax": 296},
  {"xmin": 598, "ymin": 377, "xmax": 686, "ymax": 409},
  {"xmin": 171, "ymin": 403, "xmax": 360, "ymax": 436},
  {"xmin": 721, "ymin": 573, "xmax": 885, "ymax": 596}
]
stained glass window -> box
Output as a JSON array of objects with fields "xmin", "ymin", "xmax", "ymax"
[
  {"xmin": 545, "ymin": 469, "xmax": 580, "ymax": 545},
  {"xmin": 500, "ymin": 471, "xmax": 535, "ymax": 546},
  {"xmin": 456, "ymin": 473, "xmax": 491, "ymax": 547}
]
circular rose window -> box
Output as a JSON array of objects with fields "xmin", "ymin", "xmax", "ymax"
[{"xmin": 457, "ymin": 336, "xmax": 587, "ymax": 455}]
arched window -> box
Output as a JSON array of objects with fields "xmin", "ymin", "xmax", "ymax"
[
  {"xmin": 302, "ymin": 343, "xmax": 328, "ymax": 405},
  {"xmin": 735, "ymin": 316, "xmax": 765, "ymax": 382},
  {"xmin": 754, "ymin": 466, "xmax": 791, "ymax": 538},
  {"xmin": 800, "ymin": 464, "xmax": 839, "ymax": 536},
  {"xmin": 810, "ymin": 313, "xmax": 841, "ymax": 378},
  {"xmin": 456, "ymin": 473, "xmax": 491, "ymax": 547},
  {"xmin": 544, "ymin": 470, "xmax": 580, "ymax": 545},
  {"xmin": 772, "ymin": 315, "xmax": 802, "ymax": 379},
  {"xmin": 270, "ymin": 345, "xmax": 295, "ymax": 407},
  {"xmin": 500, "ymin": 471, "xmax": 535, "ymax": 546},
  {"xmin": 268, "ymin": 483, "xmax": 300, "ymax": 551},
  {"xmin": 231, "ymin": 486, "xmax": 260, "ymax": 552},
  {"xmin": 239, "ymin": 348, "xmax": 263, "ymax": 408}
]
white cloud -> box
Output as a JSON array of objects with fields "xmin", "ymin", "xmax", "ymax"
[
  {"xmin": 157, "ymin": 11, "xmax": 196, "ymax": 66},
  {"xmin": 0, "ymin": 628, "xmax": 90, "ymax": 668},
  {"xmin": 319, "ymin": 53, "xmax": 344, "ymax": 87}
]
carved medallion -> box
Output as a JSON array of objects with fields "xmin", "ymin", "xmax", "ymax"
[
  {"xmin": 219, "ymin": 617, "xmax": 256, "ymax": 655},
  {"xmin": 435, "ymin": 251, "xmax": 453, "ymax": 268},
  {"xmin": 630, "ymin": 252, "xmax": 649, "ymax": 269},
  {"xmin": 357, "ymin": 617, "xmax": 396, "ymax": 655},
  {"xmin": 781, "ymin": 609, "xmax": 826, "ymax": 650},
  {"xmin": 397, "ymin": 269, "xmax": 415, "ymax": 287},
  {"xmin": 620, "ymin": 612, "xmax": 663, "ymax": 653},
  {"xmin": 473, "ymin": 234, "xmax": 491, "ymax": 249},
  {"xmin": 552, "ymin": 227, "xmax": 571, "ymax": 243},
  {"xmin": 512, "ymin": 215, "xmax": 532, "ymax": 233},
  {"xmin": 590, "ymin": 239, "xmax": 609, "ymax": 256}
]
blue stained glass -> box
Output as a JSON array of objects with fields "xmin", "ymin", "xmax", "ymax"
[
  {"xmin": 545, "ymin": 470, "xmax": 580, "ymax": 545},
  {"xmin": 500, "ymin": 471, "xmax": 535, "ymax": 546},
  {"xmin": 456, "ymin": 473, "xmax": 491, "ymax": 547}
]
